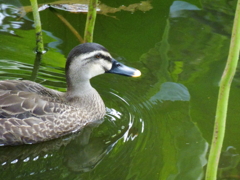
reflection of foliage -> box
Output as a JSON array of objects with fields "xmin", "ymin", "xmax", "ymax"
[
  {"xmin": 159, "ymin": 101, "xmax": 207, "ymax": 180},
  {"xmin": 20, "ymin": 0, "xmax": 153, "ymax": 17},
  {"xmin": 0, "ymin": 28, "xmax": 67, "ymax": 90},
  {"xmin": 168, "ymin": 10, "xmax": 231, "ymax": 84},
  {"xmin": 202, "ymin": 0, "xmax": 236, "ymax": 16},
  {"xmin": 218, "ymin": 146, "xmax": 240, "ymax": 179},
  {"xmin": 140, "ymin": 20, "xmax": 172, "ymax": 100}
]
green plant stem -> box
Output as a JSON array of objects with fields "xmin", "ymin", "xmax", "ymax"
[
  {"xmin": 205, "ymin": 1, "xmax": 240, "ymax": 180},
  {"xmin": 31, "ymin": 52, "xmax": 42, "ymax": 81},
  {"xmin": 84, "ymin": 0, "xmax": 98, "ymax": 43},
  {"xmin": 30, "ymin": 0, "xmax": 44, "ymax": 53}
]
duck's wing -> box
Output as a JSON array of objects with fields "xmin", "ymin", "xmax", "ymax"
[
  {"xmin": 0, "ymin": 80, "xmax": 87, "ymax": 145},
  {"xmin": 0, "ymin": 89, "xmax": 87, "ymax": 145},
  {"xmin": 0, "ymin": 80, "xmax": 64, "ymax": 99}
]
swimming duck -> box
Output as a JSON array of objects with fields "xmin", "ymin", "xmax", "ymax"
[{"xmin": 0, "ymin": 43, "xmax": 141, "ymax": 146}]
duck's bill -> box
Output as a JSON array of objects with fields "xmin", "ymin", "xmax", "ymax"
[{"xmin": 106, "ymin": 59, "xmax": 141, "ymax": 77}]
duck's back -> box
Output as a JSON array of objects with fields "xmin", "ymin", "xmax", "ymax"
[{"xmin": 0, "ymin": 80, "xmax": 105, "ymax": 146}]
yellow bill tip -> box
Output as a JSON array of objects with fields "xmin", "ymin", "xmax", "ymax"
[{"xmin": 132, "ymin": 69, "xmax": 141, "ymax": 77}]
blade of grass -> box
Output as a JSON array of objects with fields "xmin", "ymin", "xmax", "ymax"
[
  {"xmin": 205, "ymin": 1, "xmax": 240, "ymax": 180},
  {"xmin": 84, "ymin": 0, "xmax": 98, "ymax": 42},
  {"xmin": 30, "ymin": 0, "xmax": 44, "ymax": 53},
  {"xmin": 49, "ymin": 8, "xmax": 84, "ymax": 44}
]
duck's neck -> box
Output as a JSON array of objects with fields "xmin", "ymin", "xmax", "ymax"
[
  {"xmin": 66, "ymin": 80, "xmax": 94, "ymax": 98},
  {"xmin": 66, "ymin": 80, "xmax": 106, "ymax": 119}
]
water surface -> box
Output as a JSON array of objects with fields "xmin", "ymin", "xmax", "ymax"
[{"xmin": 0, "ymin": 0, "xmax": 240, "ymax": 179}]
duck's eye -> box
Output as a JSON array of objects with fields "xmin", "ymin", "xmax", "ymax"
[{"xmin": 95, "ymin": 55, "xmax": 101, "ymax": 59}]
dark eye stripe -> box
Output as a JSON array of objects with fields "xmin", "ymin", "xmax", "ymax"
[
  {"xmin": 104, "ymin": 55, "xmax": 112, "ymax": 62},
  {"xmin": 94, "ymin": 54, "xmax": 111, "ymax": 62},
  {"xmin": 82, "ymin": 53, "xmax": 112, "ymax": 64}
]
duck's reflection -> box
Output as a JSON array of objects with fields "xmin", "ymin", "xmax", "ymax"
[
  {"xmin": 0, "ymin": 122, "xmax": 125, "ymax": 175},
  {"xmin": 63, "ymin": 125, "xmax": 115, "ymax": 172}
]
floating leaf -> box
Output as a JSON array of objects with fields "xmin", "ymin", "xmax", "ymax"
[{"xmin": 20, "ymin": 0, "xmax": 153, "ymax": 17}]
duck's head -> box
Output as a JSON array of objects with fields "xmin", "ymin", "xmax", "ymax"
[{"xmin": 65, "ymin": 43, "xmax": 141, "ymax": 88}]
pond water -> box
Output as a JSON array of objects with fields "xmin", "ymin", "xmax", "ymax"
[{"xmin": 0, "ymin": 0, "xmax": 240, "ymax": 179}]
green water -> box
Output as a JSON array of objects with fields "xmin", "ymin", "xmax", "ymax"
[{"xmin": 0, "ymin": 0, "xmax": 240, "ymax": 179}]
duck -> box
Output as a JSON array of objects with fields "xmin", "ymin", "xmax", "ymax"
[{"xmin": 0, "ymin": 43, "xmax": 141, "ymax": 146}]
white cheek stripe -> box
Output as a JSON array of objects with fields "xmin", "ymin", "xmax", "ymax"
[
  {"xmin": 99, "ymin": 59, "xmax": 112, "ymax": 71},
  {"xmin": 78, "ymin": 50, "xmax": 112, "ymax": 61}
]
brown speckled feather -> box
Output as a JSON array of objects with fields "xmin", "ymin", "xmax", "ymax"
[{"xmin": 0, "ymin": 80, "xmax": 105, "ymax": 146}]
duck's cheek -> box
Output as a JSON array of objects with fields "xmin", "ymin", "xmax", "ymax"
[
  {"xmin": 89, "ymin": 64, "xmax": 106, "ymax": 78},
  {"xmin": 100, "ymin": 60, "xmax": 112, "ymax": 72}
]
